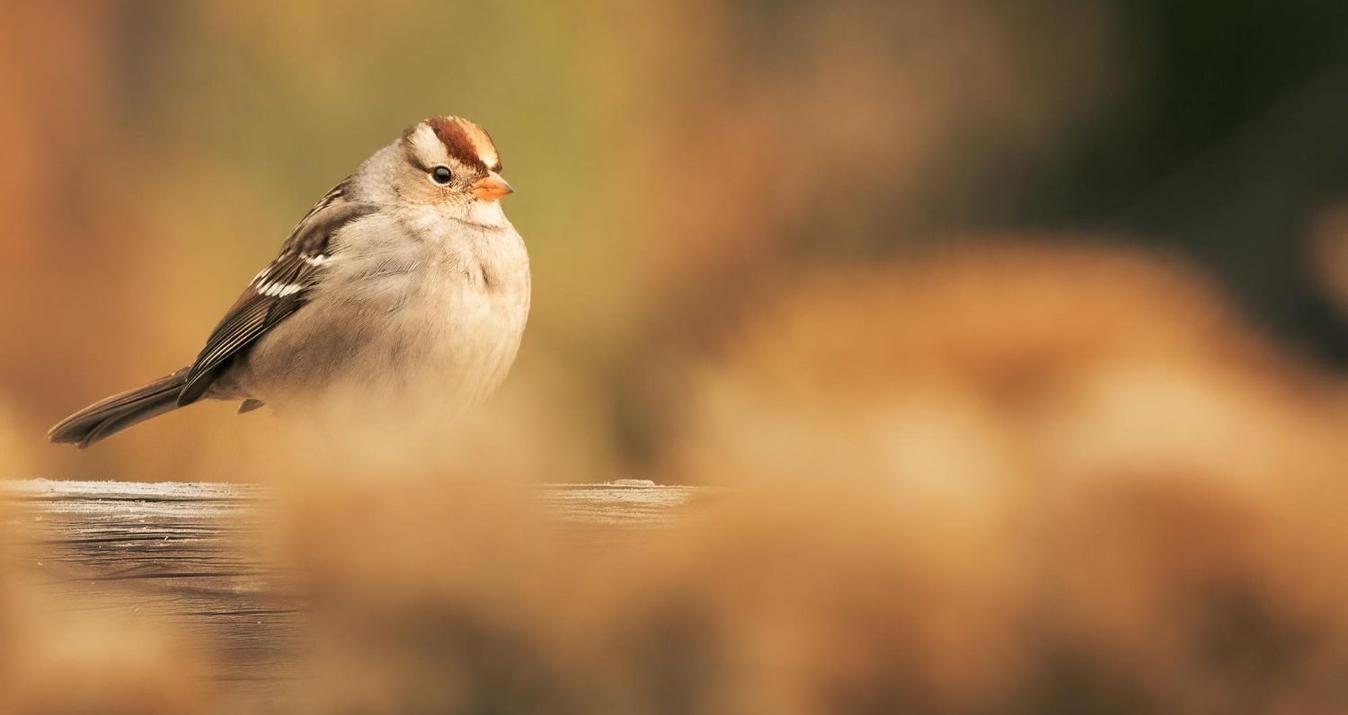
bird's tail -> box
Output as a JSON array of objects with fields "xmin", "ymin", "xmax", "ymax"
[{"xmin": 48, "ymin": 368, "xmax": 191, "ymax": 448}]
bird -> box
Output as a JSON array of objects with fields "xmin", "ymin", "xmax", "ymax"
[{"xmin": 48, "ymin": 116, "xmax": 530, "ymax": 448}]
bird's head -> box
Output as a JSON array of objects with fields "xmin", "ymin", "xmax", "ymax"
[{"xmin": 347, "ymin": 115, "xmax": 514, "ymax": 229}]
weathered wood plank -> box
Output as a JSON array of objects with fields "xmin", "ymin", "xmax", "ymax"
[{"xmin": 1, "ymin": 479, "xmax": 703, "ymax": 700}]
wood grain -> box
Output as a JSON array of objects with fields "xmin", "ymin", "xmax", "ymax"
[{"xmin": 1, "ymin": 479, "xmax": 703, "ymax": 702}]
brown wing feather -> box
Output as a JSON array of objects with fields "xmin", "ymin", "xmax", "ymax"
[{"xmin": 178, "ymin": 180, "xmax": 377, "ymax": 405}]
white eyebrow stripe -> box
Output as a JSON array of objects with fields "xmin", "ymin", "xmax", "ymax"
[
  {"xmin": 408, "ymin": 123, "xmax": 450, "ymax": 167},
  {"xmin": 466, "ymin": 128, "xmax": 499, "ymax": 169}
]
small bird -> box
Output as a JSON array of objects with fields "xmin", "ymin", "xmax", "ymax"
[{"xmin": 49, "ymin": 116, "xmax": 530, "ymax": 447}]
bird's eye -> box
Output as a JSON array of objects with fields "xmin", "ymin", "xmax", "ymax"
[{"xmin": 431, "ymin": 166, "xmax": 453, "ymax": 185}]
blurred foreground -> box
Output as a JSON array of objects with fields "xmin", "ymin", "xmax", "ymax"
[{"xmin": 5, "ymin": 243, "xmax": 1348, "ymax": 713}]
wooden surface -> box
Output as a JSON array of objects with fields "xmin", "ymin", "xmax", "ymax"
[{"xmin": 1, "ymin": 479, "xmax": 703, "ymax": 702}]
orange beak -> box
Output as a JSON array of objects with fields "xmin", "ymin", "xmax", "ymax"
[{"xmin": 471, "ymin": 173, "xmax": 514, "ymax": 201}]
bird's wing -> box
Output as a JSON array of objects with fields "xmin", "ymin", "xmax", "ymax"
[{"xmin": 178, "ymin": 180, "xmax": 378, "ymax": 406}]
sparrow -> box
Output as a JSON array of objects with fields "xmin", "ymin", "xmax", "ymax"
[{"xmin": 49, "ymin": 116, "xmax": 530, "ymax": 447}]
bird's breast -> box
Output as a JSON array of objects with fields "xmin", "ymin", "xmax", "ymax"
[
  {"xmin": 385, "ymin": 222, "xmax": 531, "ymax": 406},
  {"xmin": 239, "ymin": 219, "xmax": 530, "ymax": 425}
]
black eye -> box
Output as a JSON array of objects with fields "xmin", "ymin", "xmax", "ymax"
[{"xmin": 431, "ymin": 166, "xmax": 453, "ymax": 184}]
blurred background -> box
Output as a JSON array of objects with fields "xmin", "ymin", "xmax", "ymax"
[
  {"xmin": 3, "ymin": 0, "xmax": 1348, "ymax": 482},
  {"xmin": 8, "ymin": 2, "xmax": 1348, "ymax": 713}
]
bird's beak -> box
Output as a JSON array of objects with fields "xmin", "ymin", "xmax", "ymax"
[{"xmin": 471, "ymin": 173, "xmax": 514, "ymax": 202}]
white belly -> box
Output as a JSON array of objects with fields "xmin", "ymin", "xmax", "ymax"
[
  {"xmin": 235, "ymin": 219, "xmax": 531, "ymax": 426},
  {"xmin": 387, "ymin": 263, "xmax": 530, "ymax": 409}
]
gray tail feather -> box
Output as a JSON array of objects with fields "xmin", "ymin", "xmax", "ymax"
[{"xmin": 48, "ymin": 368, "xmax": 192, "ymax": 448}]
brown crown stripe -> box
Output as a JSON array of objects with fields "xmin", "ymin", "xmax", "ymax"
[{"xmin": 426, "ymin": 117, "xmax": 501, "ymax": 173}]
